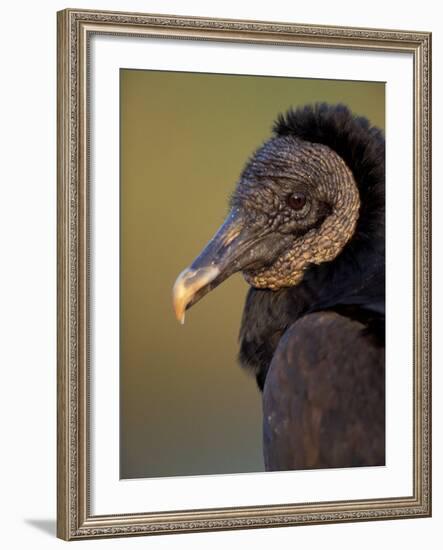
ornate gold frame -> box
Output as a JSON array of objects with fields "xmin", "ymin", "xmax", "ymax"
[{"xmin": 57, "ymin": 8, "xmax": 431, "ymax": 540}]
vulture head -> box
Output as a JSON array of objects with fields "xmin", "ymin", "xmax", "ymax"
[
  {"xmin": 172, "ymin": 103, "xmax": 381, "ymax": 324},
  {"xmin": 172, "ymin": 103, "xmax": 386, "ymax": 469}
]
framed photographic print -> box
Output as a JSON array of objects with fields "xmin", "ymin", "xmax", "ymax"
[{"xmin": 57, "ymin": 8, "xmax": 431, "ymax": 540}]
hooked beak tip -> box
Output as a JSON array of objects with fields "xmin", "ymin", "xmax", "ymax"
[{"xmin": 172, "ymin": 266, "xmax": 220, "ymax": 325}]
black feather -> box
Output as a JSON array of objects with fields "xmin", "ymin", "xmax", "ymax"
[{"xmin": 239, "ymin": 104, "xmax": 385, "ymax": 389}]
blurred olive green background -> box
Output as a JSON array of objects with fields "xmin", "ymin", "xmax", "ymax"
[{"xmin": 120, "ymin": 69, "xmax": 385, "ymax": 479}]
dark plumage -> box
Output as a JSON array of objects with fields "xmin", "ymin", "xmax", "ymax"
[
  {"xmin": 239, "ymin": 104, "xmax": 385, "ymax": 390},
  {"xmin": 263, "ymin": 312, "xmax": 385, "ymax": 470},
  {"xmin": 173, "ymin": 103, "xmax": 385, "ymax": 471}
]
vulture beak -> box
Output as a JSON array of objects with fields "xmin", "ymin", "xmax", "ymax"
[{"xmin": 172, "ymin": 208, "xmax": 252, "ymax": 324}]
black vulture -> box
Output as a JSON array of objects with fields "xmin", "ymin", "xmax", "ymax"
[{"xmin": 172, "ymin": 103, "xmax": 385, "ymax": 471}]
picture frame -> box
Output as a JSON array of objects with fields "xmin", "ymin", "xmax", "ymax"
[{"xmin": 57, "ymin": 8, "xmax": 431, "ymax": 540}]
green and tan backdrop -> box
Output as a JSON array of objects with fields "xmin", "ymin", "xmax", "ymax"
[{"xmin": 120, "ymin": 69, "xmax": 385, "ymax": 479}]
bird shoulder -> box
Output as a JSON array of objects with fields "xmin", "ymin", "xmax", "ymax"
[{"xmin": 263, "ymin": 310, "xmax": 385, "ymax": 471}]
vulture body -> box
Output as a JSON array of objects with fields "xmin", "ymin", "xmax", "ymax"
[{"xmin": 173, "ymin": 103, "xmax": 385, "ymax": 471}]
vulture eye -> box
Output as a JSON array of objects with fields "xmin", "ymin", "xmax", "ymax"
[{"xmin": 287, "ymin": 192, "xmax": 307, "ymax": 211}]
